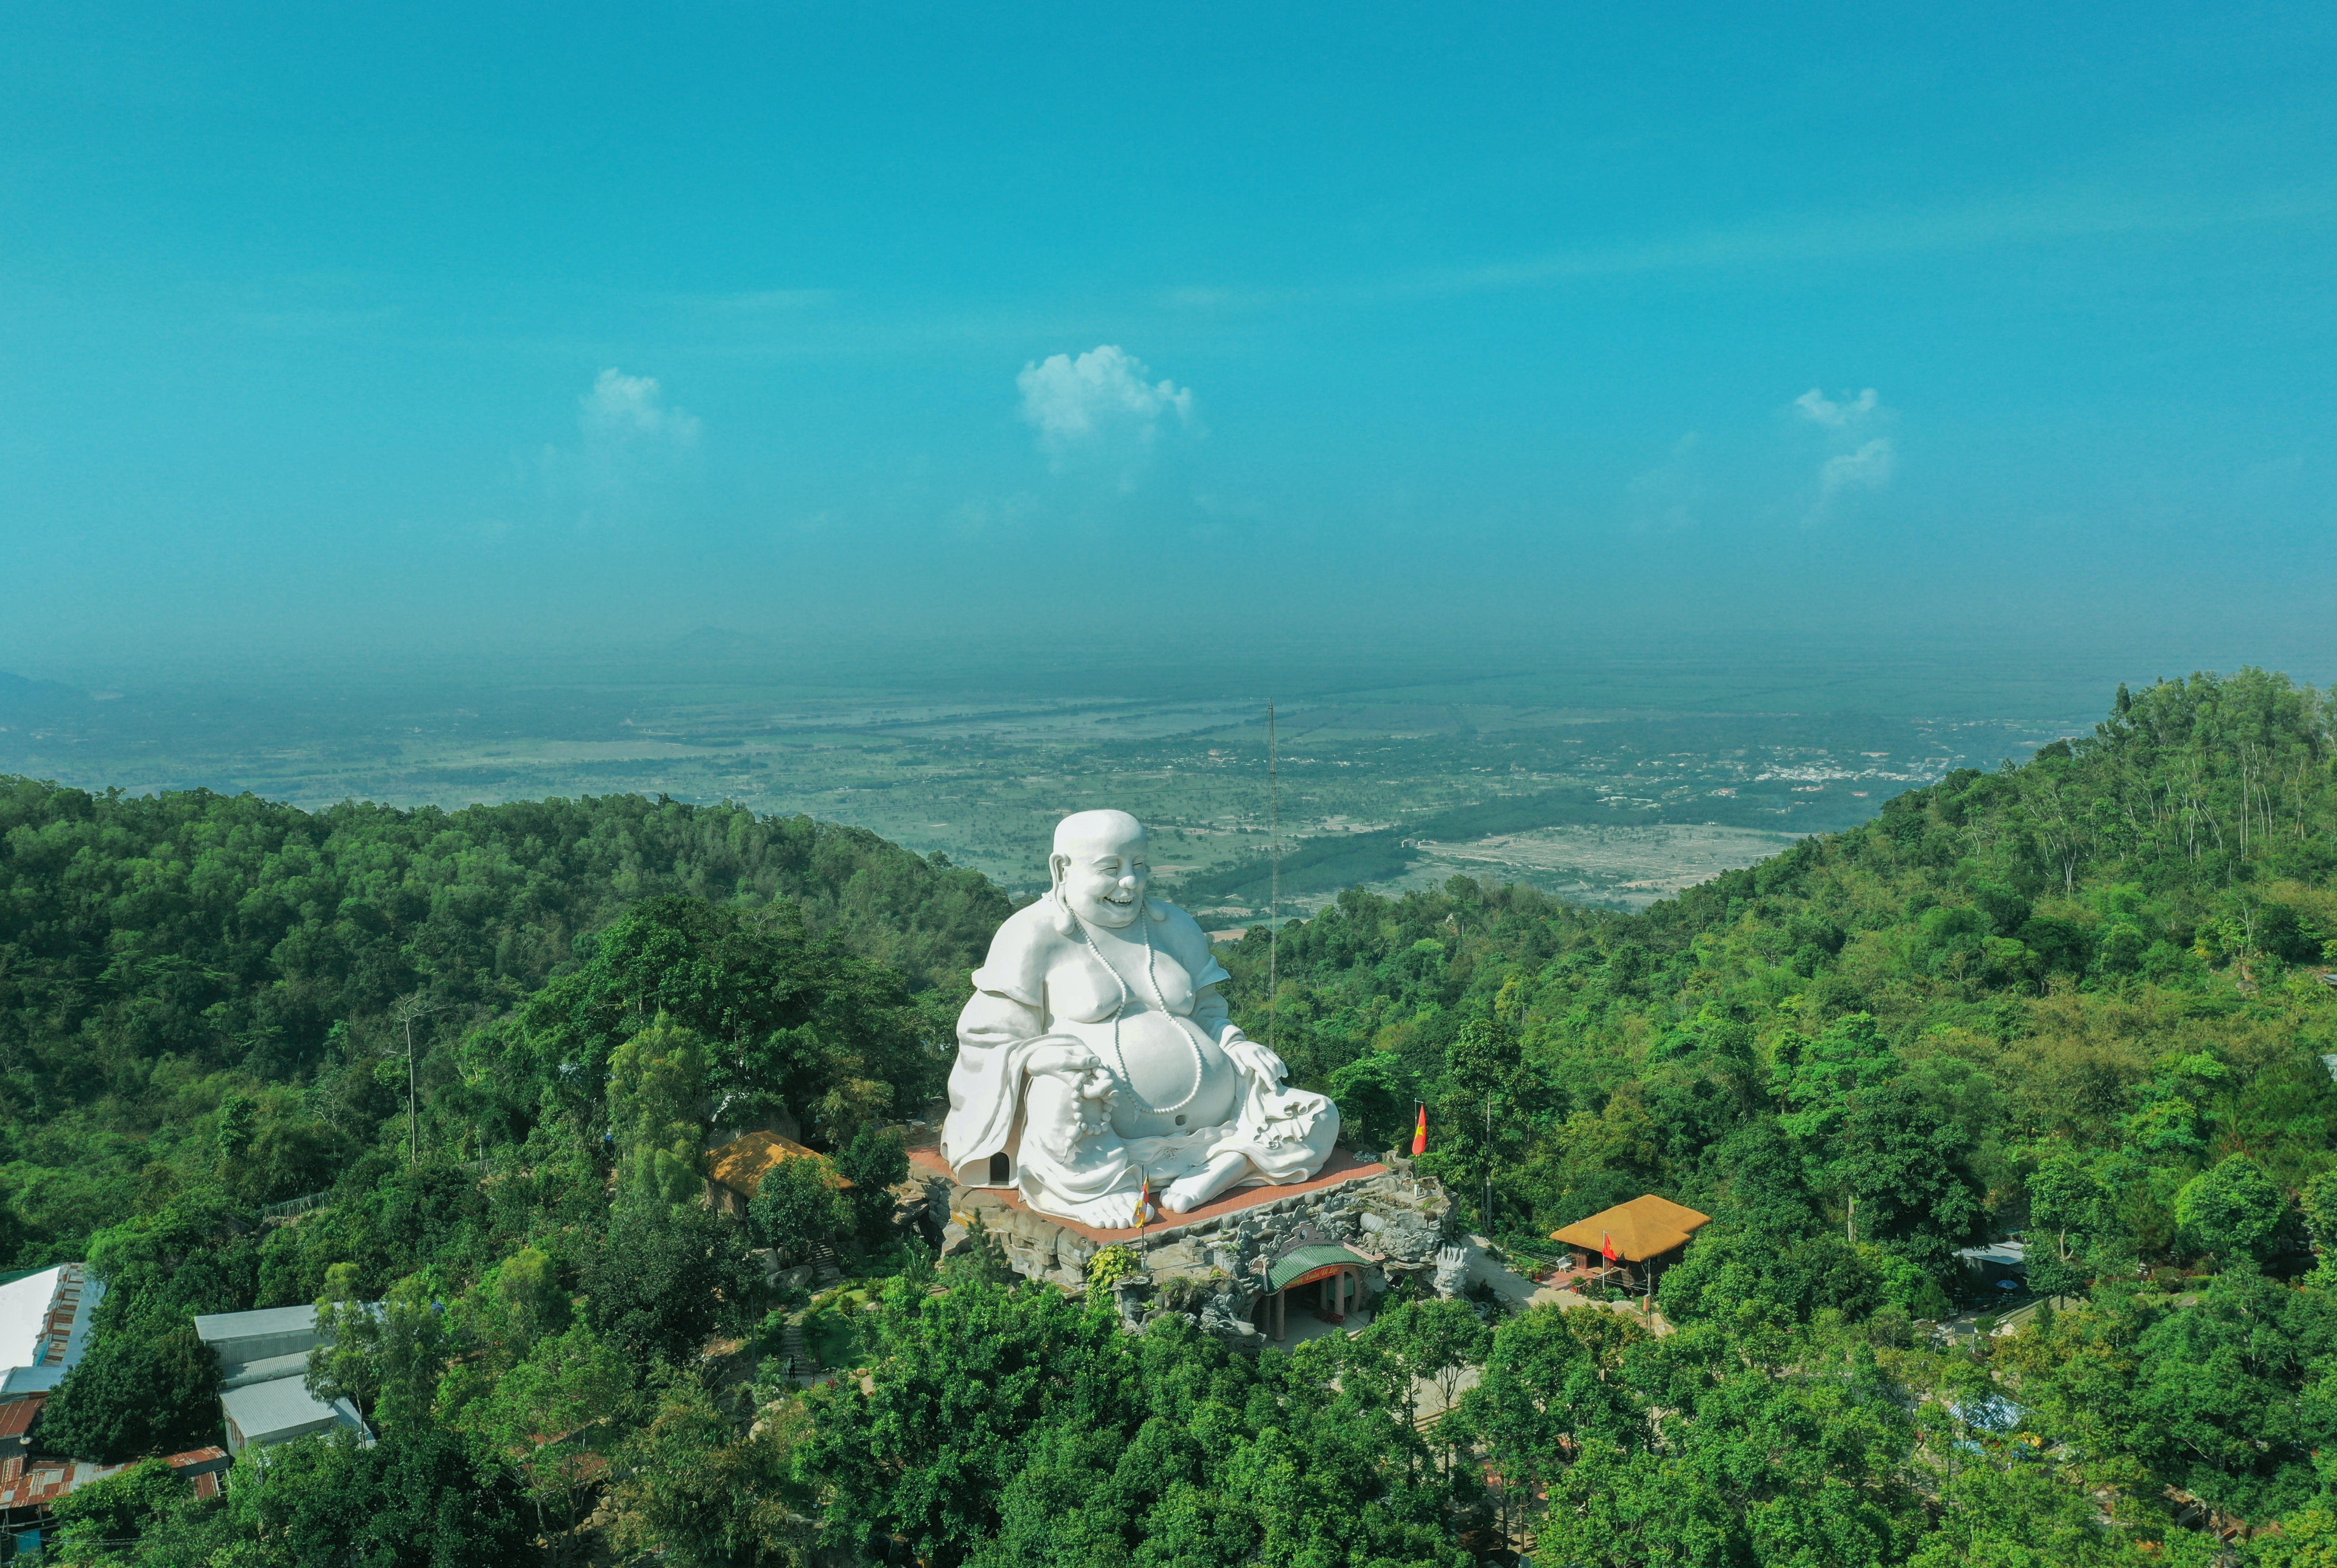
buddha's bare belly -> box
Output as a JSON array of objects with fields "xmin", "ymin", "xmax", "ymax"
[{"xmin": 1052, "ymin": 1013, "xmax": 1242, "ymax": 1140}]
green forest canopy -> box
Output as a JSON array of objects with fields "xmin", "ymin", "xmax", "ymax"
[{"xmin": 15, "ymin": 666, "xmax": 2337, "ymax": 1567}]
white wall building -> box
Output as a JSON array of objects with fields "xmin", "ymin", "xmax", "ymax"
[{"xmin": 0, "ymin": 1265, "xmax": 104, "ymax": 1398}]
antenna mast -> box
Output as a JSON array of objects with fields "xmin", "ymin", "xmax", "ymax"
[{"xmin": 1267, "ymin": 702, "xmax": 1279, "ymax": 1054}]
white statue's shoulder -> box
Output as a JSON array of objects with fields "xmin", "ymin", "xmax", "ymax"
[
  {"xmin": 1146, "ymin": 898, "xmax": 1232, "ymax": 989},
  {"xmin": 968, "ymin": 899, "xmax": 1077, "ymax": 1007}
]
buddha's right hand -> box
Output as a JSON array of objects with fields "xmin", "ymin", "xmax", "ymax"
[{"xmin": 1023, "ymin": 1038, "xmax": 1104, "ymax": 1084}]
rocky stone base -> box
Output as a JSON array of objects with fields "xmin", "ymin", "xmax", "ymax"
[{"xmin": 944, "ymin": 1155, "xmax": 1458, "ymax": 1348}]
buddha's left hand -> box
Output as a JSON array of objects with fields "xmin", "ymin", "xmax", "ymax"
[{"xmin": 1220, "ymin": 1034, "xmax": 1289, "ymax": 1093}]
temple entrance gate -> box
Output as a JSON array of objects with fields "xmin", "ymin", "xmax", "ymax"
[{"xmin": 1260, "ymin": 1242, "xmax": 1371, "ymax": 1339}]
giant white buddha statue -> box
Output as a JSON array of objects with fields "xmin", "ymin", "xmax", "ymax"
[{"xmin": 941, "ymin": 809, "xmax": 1340, "ymax": 1227}]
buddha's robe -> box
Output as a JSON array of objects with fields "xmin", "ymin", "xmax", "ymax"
[{"xmin": 941, "ymin": 896, "xmax": 1339, "ymax": 1228}]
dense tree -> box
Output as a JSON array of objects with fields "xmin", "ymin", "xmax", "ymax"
[
  {"xmin": 127, "ymin": 1426, "xmax": 534, "ymax": 1568},
  {"xmin": 795, "ymin": 1276, "xmax": 1465, "ymax": 1568},
  {"xmin": 13, "ymin": 667, "xmax": 2337, "ymax": 1563},
  {"xmin": 2176, "ymin": 1156, "xmax": 2290, "ymax": 1267},
  {"xmin": 608, "ymin": 1384, "xmax": 815, "ymax": 1568},
  {"xmin": 835, "ymin": 1123, "xmax": 911, "ymax": 1243},
  {"xmin": 749, "ymin": 1152, "xmax": 853, "ymax": 1262},
  {"xmin": 472, "ymin": 895, "xmax": 943, "ymax": 1147},
  {"xmin": 582, "ymin": 1198, "xmax": 760, "ymax": 1363}
]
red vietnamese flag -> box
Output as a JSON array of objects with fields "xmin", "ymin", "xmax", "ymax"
[
  {"xmin": 1602, "ymin": 1231, "xmax": 1619, "ymax": 1265},
  {"xmin": 1411, "ymin": 1103, "xmax": 1427, "ymax": 1156}
]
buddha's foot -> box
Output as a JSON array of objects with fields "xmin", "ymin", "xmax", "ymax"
[{"xmin": 1160, "ymin": 1176, "xmax": 1212, "ymax": 1213}]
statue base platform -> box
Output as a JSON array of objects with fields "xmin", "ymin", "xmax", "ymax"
[
  {"xmin": 909, "ymin": 1143, "xmax": 1391, "ymax": 1245},
  {"xmin": 910, "ymin": 1137, "xmax": 1454, "ymax": 1344}
]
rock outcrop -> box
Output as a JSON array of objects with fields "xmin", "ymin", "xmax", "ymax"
[{"xmin": 944, "ymin": 1160, "xmax": 1458, "ymax": 1347}]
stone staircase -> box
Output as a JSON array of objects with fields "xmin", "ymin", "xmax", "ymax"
[{"xmin": 777, "ymin": 1316, "xmax": 822, "ymax": 1384}]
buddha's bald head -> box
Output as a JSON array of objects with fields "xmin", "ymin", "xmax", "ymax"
[
  {"xmin": 1053, "ymin": 809, "xmax": 1145, "ymax": 860},
  {"xmin": 1051, "ymin": 810, "xmax": 1149, "ymax": 929}
]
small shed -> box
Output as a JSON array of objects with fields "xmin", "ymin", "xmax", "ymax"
[
  {"xmin": 1552, "ymin": 1194, "xmax": 1713, "ymax": 1291},
  {"xmin": 195, "ymin": 1303, "xmax": 378, "ymax": 1455},
  {"xmin": 705, "ymin": 1130, "xmax": 852, "ymax": 1217},
  {"xmin": 219, "ymin": 1379, "xmax": 365, "ymax": 1455}
]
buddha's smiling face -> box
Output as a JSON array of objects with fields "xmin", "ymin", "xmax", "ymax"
[{"xmin": 1056, "ymin": 829, "xmax": 1149, "ymax": 930}]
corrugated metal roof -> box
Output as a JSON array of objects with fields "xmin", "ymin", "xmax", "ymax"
[
  {"xmin": 0, "ymin": 1445, "xmax": 229, "ymax": 1510},
  {"xmin": 193, "ymin": 1305, "xmax": 319, "ymax": 1345},
  {"xmin": 221, "ymin": 1351, "xmax": 312, "ymax": 1389},
  {"xmin": 0, "ymin": 1268, "xmax": 64, "ymax": 1375},
  {"xmin": 0, "ymin": 1395, "xmax": 43, "ymax": 1438},
  {"xmin": 221, "ymin": 1377, "xmax": 354, "ymax": 1446},
  {"xmin": 1551, "ymin": 1194, "xmax": 1713, "ymax": 1263},
  {"xmin": 1957, "ymin": 1241, "xmax": 2027, "ymax": 1266},
  {"xmin": 1267, "ymin": 1243, "xmax": 1369, "ymax": 1292}
]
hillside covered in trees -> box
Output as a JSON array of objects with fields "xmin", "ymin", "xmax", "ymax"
[{"xmin": 9, "ymin": 667, "xmax": 2337, "ymax": 1566}]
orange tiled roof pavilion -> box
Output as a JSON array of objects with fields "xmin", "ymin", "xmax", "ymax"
[{"xmin": 1551, "ymin": 1194, "xmax": 1712, "ymax": 1263}]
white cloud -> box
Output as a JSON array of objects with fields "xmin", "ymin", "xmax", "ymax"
[
  {"xmin": 1792, "ymin": 387, "xmax": 1897, "ymax": 524},
  {"xmin": 1016, "ymin": 346, "xmax": 1194, "ymax": 454},
  {"xmin": 528, "ymin": 370, "xmax": 701, "ymax": 525},
  {"xmin": 1792, "ymin": 387, "xmax": 1878, "ymax": 428},
  {"xmin": 580, "ymin": 369, "xmax": 701, "ymax": 448},
  {"xmin": 1819, "ymin": 437, "xmax": 1898, "ymax": 499}
]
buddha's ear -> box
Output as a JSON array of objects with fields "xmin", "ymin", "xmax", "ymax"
[
  {"xmin": 1146, "ymin": 898, "xmax": 1169, "ymax": 922},
  {"xmin": 1044, "ymin": 857, "xmax": 1079, "ymax": 935}
]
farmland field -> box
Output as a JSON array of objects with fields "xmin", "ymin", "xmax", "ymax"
[{"xmin": 0, "ymin": 647, "xmax": 2094, "ymax": 913}]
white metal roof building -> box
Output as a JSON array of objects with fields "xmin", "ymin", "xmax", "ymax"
[
  {"xmin": 190, "ymin": 1304, "xmax": 327, "ymax": 1366},
  {"xmin": 217, "ymin": 1377, "xmax": 363, "ymax": 1454},
  {"xmin": 192, "ymin": 1303, "xmax": 370, "ymax": 1454},
  {"xmin": 0, "ymin": 1265, "xmax": 104, "ymax": 1398}
]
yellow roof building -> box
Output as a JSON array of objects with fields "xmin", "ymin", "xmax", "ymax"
[
  {"xmin": 705, "ymin": 1130, "xmax": 852, "ymax": 1199},
  {"xmin": 1551, "ymin": 1194, "xmax": 1712, "ymax": 1263}
]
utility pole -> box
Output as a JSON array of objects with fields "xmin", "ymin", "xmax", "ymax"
[
  {"xmin": 1267, "ymin": 703, "xmax": 1279, "ymax": 1055},
  {"xmin": 1847, "ymin": 1194, "xmax": 1857, "ymax": 1247},
  {"xmin": 1483, "ymin": 1095, "xmax": 1495, "ymax": 1238},
  {"xmin": 392, "ymin": 994, "xmax": 445, "ymax": 1168}
]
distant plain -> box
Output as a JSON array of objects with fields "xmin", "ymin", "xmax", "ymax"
[{"xmin": 0, "ymin": 636, "xmax": 2109, "ymax": 915}]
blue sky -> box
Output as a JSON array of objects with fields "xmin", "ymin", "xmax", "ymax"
[{"xmin": 3, "ymin": 3, "xmax": 2332, "ymax": 681}]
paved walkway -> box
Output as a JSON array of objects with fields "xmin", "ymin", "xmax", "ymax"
[{"xmin": 1472, "ymin": 1243, "xmax": 1676, "ymax": 1336}]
